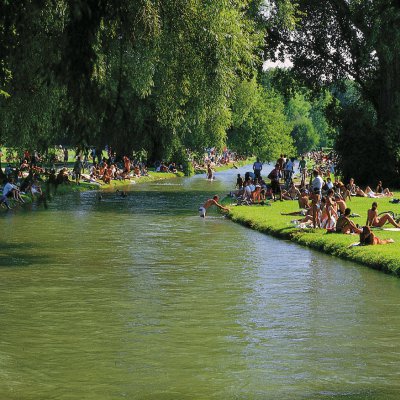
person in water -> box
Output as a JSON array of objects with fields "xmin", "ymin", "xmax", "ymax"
[
  {"xmin": 359, "ymin": 226, "xmax": 394, "ymax": 245},
  {"xmin": 199, "ymin": 195, "xmax": 229, "ymax": 217}
]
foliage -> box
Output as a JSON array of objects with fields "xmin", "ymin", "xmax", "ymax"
[
  {"xmin": 265, "ymin": 0, "xmax": 400, "ymax": 184},
  {"xmin": 228, "ymin": 78, "xmax": 294, "ymax": 161},
  {"xmin": 0, "ymin": 0, "xmax": 265, "ymax": 160},
  {"xmin": 261, "ymin": 69, "xmax": 335, "ymax": 153}
]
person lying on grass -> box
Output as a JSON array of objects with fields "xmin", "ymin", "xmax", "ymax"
[
  {"xmin": 366, "ymin": 202, "xmax": 400, "ymax": 228},
  {"xmin": 359, "ymin": 226, "xmax": 394, "ymax": 245}
]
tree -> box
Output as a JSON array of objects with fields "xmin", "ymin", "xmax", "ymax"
[
  {"xmin": 265, "ymin": 0, "xmax": 400, "ymax": 184},
  {"xmin": 0, "ymin": 0, "xmax": 265, "ymax": 161},
  {"xmin": 228, "ymin": 78, "xmax": 294, "ymax": 161}
]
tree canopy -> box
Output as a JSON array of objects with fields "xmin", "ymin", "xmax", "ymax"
[
  {"xmin": 265, "ymin": 0, "xmax": 400, "ymax": 183},
  {"xmin": 0, "ymin": 0, "xmax": 269, "ymax": 161}
]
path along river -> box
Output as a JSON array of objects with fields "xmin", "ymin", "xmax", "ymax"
[{"xmin": 1, "ymin": 166, "xmax": 400, "ymax": 399}]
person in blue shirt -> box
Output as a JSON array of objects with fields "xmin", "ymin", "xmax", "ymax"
[{"xmin": 253, "ymin": 158, "xmax": 263, "ymax": 179}]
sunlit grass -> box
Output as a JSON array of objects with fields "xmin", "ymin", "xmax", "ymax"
[{"xmin": 227, "ymin": 193, "xmax": 400, "ymax": 275}]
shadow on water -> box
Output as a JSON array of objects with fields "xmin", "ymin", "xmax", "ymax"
[{"xmin": 0, "ymin": 242, "xmax": 52, "ymax": 268}]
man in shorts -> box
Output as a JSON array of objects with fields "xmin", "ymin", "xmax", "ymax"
[
  {"xmin": 268, "ymin": 163, "xmax": 282, "ymax": 201},
  {"xmin": 199, "ymin": 195, "xmax": 230, "ymax": 217}
]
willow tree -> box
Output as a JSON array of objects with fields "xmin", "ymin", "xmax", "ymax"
[
  {"xmin": 0, "ymin": 0, "xmax": 264, "ymax": 161},
  {"xmin": 265, "ymin": 0, "xmax": 400, "ymax": 184}
]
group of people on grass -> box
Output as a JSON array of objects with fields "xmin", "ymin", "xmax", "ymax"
[
  {"xmin": 227, "ymin": 153, "xmax": 399, "ymax": 245},
  {"xmin": 0, "ymin": 146, "xmax": 185, "ymax": 210}
]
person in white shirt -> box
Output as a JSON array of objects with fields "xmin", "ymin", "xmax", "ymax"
[
  {"xmin": 1, "ymin": 178, "xmax": 24, "ymax": 207},
  {"xmin": 311, "ymin": 170, "xmax": 323, "ymax": 228},
  {"xmin": 311, "ymin": 170, "xmax": 324, "ymax": 194}
]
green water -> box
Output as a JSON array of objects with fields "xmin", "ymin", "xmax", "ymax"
[{"xmin": 1, "ymin": 168, "xmax": 400, "ymax": 399}]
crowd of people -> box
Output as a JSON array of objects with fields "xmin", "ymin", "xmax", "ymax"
[
  {"xmin": 0, "ymin": 146, "xmax": 184, "ymax": 210},
  {"xmin": 230, "ymin": 152, "xmax": 398, "ymax": 246}
]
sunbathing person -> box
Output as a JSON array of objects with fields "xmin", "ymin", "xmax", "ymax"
[
  {"xmin": 335, "ymin": 208, "xmax": 362, "ymax": 234},
  {"xmin": 320, "ymin": 191, "xmax": 338, "ymax": 229},
  {"xmin": 359, "ymin": 226, "xmax": 394, "ymax": 245},
  {"xmin": 298, "ymin": 190, "xmax": 310, "ymax": 209},
  {"xmin": 366, "ymin": 202, "xmax": 400, "ymax": 228},
  {"xmin": 347, "ymin": 178, "xmax": 367, "ymax": 197},
  {"xmin": 311, "ymin": 188, "xmax": 321, "ymax": 228},
  {"xmin": 251, "ymin": 185, "xmax": 263, "ymax": 204},
  {"xmin": 334, "ymin": 193, "xmax": 347, "ymax": 215},
  {"xmin": 364, "ymin": 186, "xmax": 386, "ymax": 198},
  {"xmin": 281, "ymin": 182, "xmax": 301, "ymax": 200},
  {"xmin": 375, "ymin": 181, "xmax": 393, "ymax": 197}
]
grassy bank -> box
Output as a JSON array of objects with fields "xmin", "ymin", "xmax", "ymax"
[
  {"xmin": 227, "ymin": 194, "xmax": 400, "ymax": 276},
  {"xmin": 1, "ymin": 171, "xmax": 184, "ymax": 211}
]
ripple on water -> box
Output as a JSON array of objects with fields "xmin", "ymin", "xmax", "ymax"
[{"xmin": 1, "ymin": 170, "xmax": 400, "ymax": 399}]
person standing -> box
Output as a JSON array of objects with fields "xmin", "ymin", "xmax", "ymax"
[
  {"xmin": 284, "ymin": 157, "xmax": 295, "ymax": 186},
  {"xmin": 299, "ymin": 155, "xmax": 307, "ymax": 187},
  {"xmin": 267, "ymin": 163, "xmax": 282, "ymax": 201},
  {"xmin": 310, "ymin": 170, "xmax": 323, "ymax": 228},
  {"xmin": 253, "ymin": 158, "xmax": 263, "ymax": 179},
  {"xmin": 73, "ymin": 156, "xmax": 83, "ymax": 185},
  {"xmin": 63, "ymin": 148, "xmax": 69, "ymax": 166}
]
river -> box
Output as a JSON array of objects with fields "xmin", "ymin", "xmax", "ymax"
[{"xmin": 1, "ymin": 166, "xmax": 400, "ymax": 399}]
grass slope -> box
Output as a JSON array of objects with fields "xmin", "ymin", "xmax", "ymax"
[{"xmin": 227, "ymin": 194, "xmax": 400, "ymax": 276}]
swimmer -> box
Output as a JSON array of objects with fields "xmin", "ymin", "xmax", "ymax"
[
  {"xmin": 199, "ymin": 195, "xmax": 229, "ymax": 217},
  {"xmin": 116, "ymin": 189, "xmax": 127, "ymax": 198}
]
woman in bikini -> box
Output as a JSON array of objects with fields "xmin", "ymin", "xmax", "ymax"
[
  {"xmin": 366, "ymin": 202, "xmax": 400, "ymax": 228},
  {"xmin": 359, "ymin": 226, "xmax": 394, "ymax": 245}
]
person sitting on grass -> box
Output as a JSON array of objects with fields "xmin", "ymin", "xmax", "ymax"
[
  {"xmin": 2, "ymin": 177, "xmax": 24, "ymax": 204},
  {"xmin": 335, "ymin": 208, "xmax": 362, "ymax": 234},
  {"xmin": 29, "ymin": 177, "xmax": 43, "ymax": 198},
  {"xmin": 366, "ymin": 202, "xmax": 400, "ymax": 228},
  {"xmin": 375, "ymin": 181, "xmax": 393, "ymax": 197},
  {"xmin": 251, "ymin": 185, "xmax": 264, "ymax": 204},
  {"xmin": 298, "ymin": 189, "xmax": 310, "ymax": 209},
  {"xmin": 359, "ymin": 226, "xmax": 394, "ymax": 245},
  {"xmin": 347, "ymin": 178, "xmax": 366, "ymax": 197},
  {"xmin": 334, "ymin": 193, "xmax": 347, "ymax": 215},
  {"xmin": 281, "ymin": 182, "xmax": 301, "ymax": 200},
  {"xmin": 235, "ymin": 174, "xmax": 244, "ymax": 192},
  {"xmin": 56, "ymin": 168, "xmax": 70, "ymax": 185},
  {"xmin": 102, "ymin": 166, "xmax": 111, "ymax": 184}
]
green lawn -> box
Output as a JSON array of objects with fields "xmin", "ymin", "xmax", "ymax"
[{"xmin": 227, "ymin": 194, "xmax": 400, "ymax": 276}]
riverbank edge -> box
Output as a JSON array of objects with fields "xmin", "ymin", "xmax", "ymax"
[
  {"xmin": 2, "ymin": 171, "xmax": 185, "ymax": 210},
  {"xmin": 227, "ymin": 208, "xmax": 400, "ymax": 277}
]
